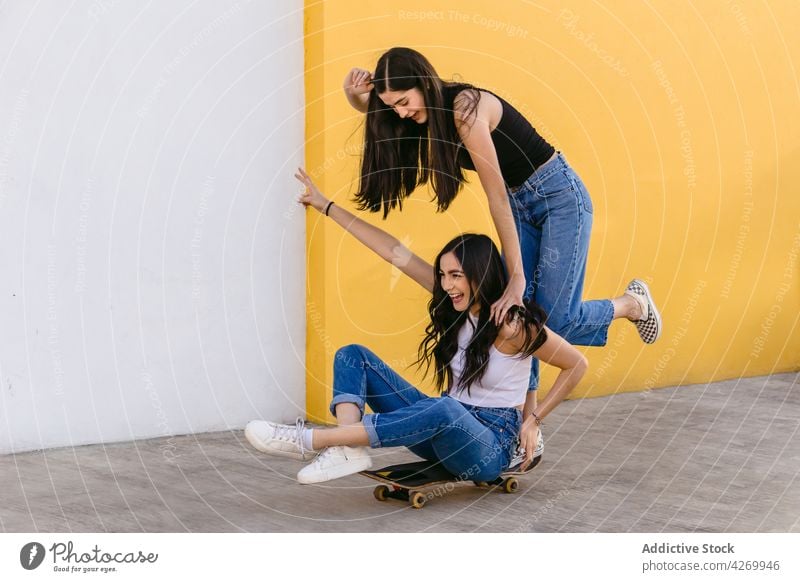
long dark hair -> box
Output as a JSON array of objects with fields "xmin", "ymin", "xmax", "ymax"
[
  {"xmin": 418, "ymin": 234, "xmax": 548, "ymax": 394},
  {"xmin": 355, "ymin": 47, "xmax": 480, "ymax": 218}
]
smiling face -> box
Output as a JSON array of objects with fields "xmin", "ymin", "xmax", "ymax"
[
  {"xmin": 439, "ymin": 251, "xmax": 477, "ymax": 313},
  {"xmin": 378, "ymin": 87, "xmax": 427, "ymax": 123}
]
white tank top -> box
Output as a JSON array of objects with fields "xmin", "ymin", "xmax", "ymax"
[{"xmin": 448, "ymin": 313, "xmax": 531, "ymax": 407}]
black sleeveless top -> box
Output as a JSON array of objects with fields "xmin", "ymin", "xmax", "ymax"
[{"xmin": 443, "ymin": 84, "xmax": 555, "ymax": 188}]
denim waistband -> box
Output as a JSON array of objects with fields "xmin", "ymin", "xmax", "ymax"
[
  {"xmin": 443, "ymin": 393, "xmax": 521, "ymax": 422},
  {"xmin": 509, "ymin": 151, "xmax": 566, "ymax": 193},
  {"xmin": 459, "ymin": 402, "xmax": 523, "ymax": 423}
]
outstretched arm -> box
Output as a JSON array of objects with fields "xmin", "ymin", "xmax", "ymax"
[{"xmin": 294, "ymin": 168, "xmax": 435, "ymax": 293}]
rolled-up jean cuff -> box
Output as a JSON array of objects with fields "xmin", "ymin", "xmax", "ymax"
[
  {"xmin": 361, "ymin": 413, "xmax": 382, "ymax": 448},
  {"xmin": 328, "ymin": 394, "xmax": 365, "ymax": 418}
]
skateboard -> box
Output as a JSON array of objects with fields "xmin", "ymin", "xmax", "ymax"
[{"xmin": 360, "ymin": 455, "xmax": 542, "ymax": 509}]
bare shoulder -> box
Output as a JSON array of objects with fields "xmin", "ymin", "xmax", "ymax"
[{"xmin": 453, "ymin": 89, "xmax": 502, "ymax": 130}]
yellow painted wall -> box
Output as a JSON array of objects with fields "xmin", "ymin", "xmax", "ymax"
[{"xmin": 304, "ymin": 0, "xmax": 799, "ymax": 422}]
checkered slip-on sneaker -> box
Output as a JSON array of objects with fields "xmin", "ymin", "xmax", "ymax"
[{"xmin": 625, "ymin": 279, "xmax": 662, "ymax": 344}]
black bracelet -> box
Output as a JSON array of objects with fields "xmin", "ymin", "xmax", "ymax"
[
  {"xmin": 531, "ymin": 411, "xmax": 543, "ymax": 426},
  {"xmin": 324, "ymin": 201, "xmax": 334, "ymax": 216}
]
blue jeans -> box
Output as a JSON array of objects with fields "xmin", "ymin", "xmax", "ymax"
[
  {"xmin": 509, "ymin": 152, "xmax": 614, "ymax": 390},
  {"xmin": 329, "ymin": 344, "xmax": 521, "ymax": 481}
]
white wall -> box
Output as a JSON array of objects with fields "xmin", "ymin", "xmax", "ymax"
[{"xmin": 0, "ymin": 0, "xmax": 306, "ymax": 454}]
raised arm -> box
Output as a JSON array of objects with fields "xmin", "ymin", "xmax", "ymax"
[
  {"xmin": 343, "ymin": 68, "xmax": 373, "ymax": 114},
  {"xmin": 455, "ymin": 91, "xmax": 526, "ymax": 326},
  {"xmin": 294, "ymin": 168, "xmax": 434, "ymax": 292}
]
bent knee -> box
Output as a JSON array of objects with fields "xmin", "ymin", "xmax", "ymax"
[
  {"xmin": 542, "ymin": 312, "xmax": 574, "ymax": 336},
  {"xmin": 335, "ymin": 344, "xmax": 361, "ymax": 359},
  {"xmin": 430, "ymin": 396, "xmax": 469, "ymax": 424},
  {"xmin": 335, "ymin": 343, "xmax": 371, "ymax": 363}
]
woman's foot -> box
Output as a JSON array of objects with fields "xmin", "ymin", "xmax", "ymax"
[
  {"xmin": 297, "ymin": 446, "xmax": 372, "ymax": 484},
  {"xmin": 244, "ymin": 418, "xmax": 314, "ymax": 461},
  {"xmin": 624, "ymin": 279, "xmax": 662, "ymax": 344}
]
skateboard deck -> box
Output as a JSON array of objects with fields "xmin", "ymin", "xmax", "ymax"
[{"xmin": 361, "ymin": 455, "xmax": 542, "ymax": 509}]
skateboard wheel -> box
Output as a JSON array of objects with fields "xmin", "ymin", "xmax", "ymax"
[
  {"xmin": 373, "ymin": 485, "xmax": 390, "ymax": 502},
  {"xmin": 409, "ymin": 491, "xmax": 426, "ymax": 509},
  {"xmin": 503, "ymin": 477, "xmax": 519, "ymax": 493}
]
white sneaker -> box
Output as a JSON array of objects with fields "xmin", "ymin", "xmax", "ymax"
[
  {"xmin": 534, "ymin": 428, "xmax": 544, "ymax": 457},
  {"xmin": 297, "ymin": 446, "xmax": 372, "ymax": 484},
  {"xmin": 244, "ymin": 418, "xmax": 313, "ymax": 461}
]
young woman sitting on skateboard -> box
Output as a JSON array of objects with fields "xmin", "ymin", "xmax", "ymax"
[{"xmin": 245, "ymin": 169, "xmax": 590, "ymax": 485}]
